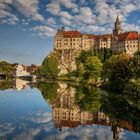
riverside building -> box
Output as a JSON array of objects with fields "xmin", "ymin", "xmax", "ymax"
[{"xmin": 54, "ymin": 16, "xmax": 140, "ymax": 75}]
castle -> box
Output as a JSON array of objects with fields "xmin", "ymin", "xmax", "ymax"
[{"xmin": 54, "ymin": 16, "xmax": 140, "ymax": 75}]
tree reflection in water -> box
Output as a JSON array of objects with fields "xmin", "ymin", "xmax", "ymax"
[
  {"xmin": 0, "ymin": 80, "xmax": 13, "ymax": 90},
  {"xmin": 1, "ymin": 80, "xmax": 140, "ymax": 140},
  {"xmin": 37, "ymin": 81, "xmax": 140, "ymax": 140}
]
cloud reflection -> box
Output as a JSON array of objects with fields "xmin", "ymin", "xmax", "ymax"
[{"xmin": 0, "ymin": 109, "xmax": 140, "ymax": 140}]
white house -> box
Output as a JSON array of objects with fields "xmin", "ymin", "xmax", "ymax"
[{"xmin": 13, "ymin": 64, "xmax": 27, "ymax": 77}]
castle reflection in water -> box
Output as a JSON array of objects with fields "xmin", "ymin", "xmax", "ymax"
[
  {"xmin": 49, "ymin": 83, "xmax": 134, "ymax": 140},
  {"xmin": 0, "ymin": 80, "xmax": 139, "ymax": 140}
]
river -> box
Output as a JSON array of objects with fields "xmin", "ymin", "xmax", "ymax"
[{"xmin": 0, "ymin": 79, "xmax": 140, "ymax": 140}]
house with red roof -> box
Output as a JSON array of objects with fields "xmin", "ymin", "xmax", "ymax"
[
  {"xmin": 112, "ymin": 31, "xmax": 140, "ymax": 55},
  {"xmin": 53, "ymin": 16, "xmax": 140, "ymax": 75},
  {"xmin": 13, "ymin": 64, "xmax": 28, "ymax": 77}
]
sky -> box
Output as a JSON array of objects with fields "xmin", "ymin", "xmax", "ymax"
[{"xmin": 0, "ymin": 0, "xmax": 140, "ymax": 65}]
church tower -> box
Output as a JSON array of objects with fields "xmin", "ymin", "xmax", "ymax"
[{"xmin": 113, "ymin": 15, "xmax": 121, "ymax": 36}]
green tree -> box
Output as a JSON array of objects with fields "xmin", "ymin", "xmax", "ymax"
[
  {"xmin": 123, "ymin": 79, "xmax": 140, "ymax": 96},
  {"xmin": 84, "ymin": 56, "xmax": 103, "ymax": 81},
  {"xmin": 105, "ymin": 53, "xmax": 132, "ymax": 91},
  {"xmin": 103, "ymin": 54, "xmax": 119, "ymax": 80},
  {"xmin": 76, "ymin": 49, "xmax": 93, "ymax": 64},
  {"xmin": 38, "ymin": 82, "xmax": 58, "ymax": 104},
  {"xmin": 39, "ymin": 53, "xmax": 60, "ymax": 78},
  {"xmin": 0, "ymin": 80, "xmax": 13, "ymax": 90},
  {"xmin": 76, "ymin": 63, "xmax": 85, "ymax": 78},
  {"xmin": 76, "ymin": 85, "xmax": 101, "ymax": 112},
  {"xmin": 0, "ymin": 61, "xmax": 13, "ymax": 77},
  {"xmin": 102, "ymin": 91, "xmax": 140, "ymax": 133},
  {"xmin": 132, "ymin": 51, "xmax": 140, "ymax": 79}
]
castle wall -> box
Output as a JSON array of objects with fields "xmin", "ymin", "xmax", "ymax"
[{"xmin": 53, "ymin": 20, "xmax": 140, "ymax": 75}]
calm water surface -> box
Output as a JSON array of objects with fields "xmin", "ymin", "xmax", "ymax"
[{"xmin": 0, "ymin": 79, "xmax": 140, "ymax": 140}]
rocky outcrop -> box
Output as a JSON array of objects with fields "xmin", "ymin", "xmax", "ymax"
[{"xmin": 54, "ymin": 49, "xmax": 80, "ymax": 75}]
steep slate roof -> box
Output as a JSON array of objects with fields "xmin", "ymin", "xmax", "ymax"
[
  {"xmin": 116, "ymin": 15, "xmax": 120, "ymax": 23},
  {"xmin": 118, "ymin": 31, "xmax": 139, "ymax": 41}
]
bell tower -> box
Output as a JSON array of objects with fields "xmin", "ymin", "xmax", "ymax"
[{"xmin": 113, "ymin": 15, "xmax": 121, "ymax": 36}]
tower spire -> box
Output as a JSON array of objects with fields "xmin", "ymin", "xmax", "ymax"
[
  {"xmin": 116, "ymin": 13, "xmax": 120, "ymax": 23},
  {"xmin": 113, "ymin": 14, "xmax": 121, "ymax": 36}
]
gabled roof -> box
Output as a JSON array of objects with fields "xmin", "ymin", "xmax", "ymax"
[
  {"xmin": 118, "ymin": 31, "xmax": 139, "ymax": 41},
  {"xmin": 62, "ymin": 30, "xmax": 82, "ymax": 38},
  {"xmin": 86, "ymin": 34, "xmax": 95, "ymax": 39},
  {"xmin": 95, "ymin": 34, "xmax": 112, "ymax": 40},
  {"xmin": 14, "ymin": 64, "xmax": 26, "ymax": 70}
]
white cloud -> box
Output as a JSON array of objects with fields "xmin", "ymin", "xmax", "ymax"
[
  {"xmin": 1, "ymin": 0, "xmax": 140, "ymax": 36},
  {"xmin": 72, "ymin": 7, "xmax": 79, "ymax": 13},
  {"xmin": 24, "ymin": 112, "xmax": 52, "ymax": 124},
  {"xmin": 122, "ymin": 22, "xmax": 140, "ymax": 32},
  {"xmin": 58, "ymin": 0, "xmax": 77, "ymax": 9},
  {"xmin": 0, "ymin": 0, "xmax": 44, "ymax": 25},
  {"xmin": 0, "ymin": 123, "xmax": 15, "ymax": 137},
  {"xmin": 2, "ymin": 14, "xmax": 19, "ymax": 24},
  {"xmin": 80, "ymin": 0, "xmax": 86, "ymax": 5},
  {"xmin": 47, "ymin": 17, "xmax": 56, "ymax": 25},
  {"xmin": 13, "ymin": 0, "xmax": 44, "ymax": 22},
  {"xmin": 12, "ymin": 128, "xmax": 41, "ymax": 140},
  {"xmin": 21, "ymin": 19, "xmax": 30, "ymax": 25},
  {"xmin": 46, "ymin": 0, "xmax": 77, "ymax": 15},
  {"xmin": 78, "ymin": 25, "xmax": 112, "ymax": 34},
  {"xmin": 0, "ymin": 0, "xmax": 19, "ymax": 24},
  {"xmin": 46, "ymin": 2, "xmax": 61, "ymax": 15},
  {"xmin": 73, "ymin": 7, "xmax": 96, "ymax": 26},
  {"xmin": 59, "ymin": 11, "xmax": 73, "ymax": 20},
  {"xmin": 60, "ymin": 17, "xmax": 72, "ymax": 26},
  {"xmin": 44, "ymin": 0, "xmax": 140, "ymax": 35},
  {"xmin": 122, "ymin": 3, "xmax": 136, "ymax": 14},
  {"xmin": 0, "ymin": 110, "xmax": 140, "ymax": 140},
  {"xmin": 32, "ymin": 25, "xmax": 57, "ymax": 37}
]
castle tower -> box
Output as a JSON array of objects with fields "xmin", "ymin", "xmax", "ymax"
[{"xmin": 113, "ymin": 15, "xmax": 121, "ymax": 36}]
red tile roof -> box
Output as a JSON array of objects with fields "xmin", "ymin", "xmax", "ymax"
[
  {"xmin": 62, "ymin": 30, "xmax": 82, "ymax": 38},
  {"xmin": 118, "ymin": 31, "xmax": 139, "ymax": 41},
  {"xmin": 14, "ymin": 64, "xmax": 26, "ymax": 71},
  {"xmin": 22, "ymin": 64, "xmax": 26, "ymax": 71},
  {"xmin": 95, "ymin": 34, "xmax": 112, "ymax": 40},
  {"xmin": 86, "ymin": 34, "xmax": 95, "ymax": 39}
]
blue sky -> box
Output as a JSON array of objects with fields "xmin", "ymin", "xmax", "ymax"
[{"xmin": 0, "ymin": 0, "xmax": 140, "ymax": 65}]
